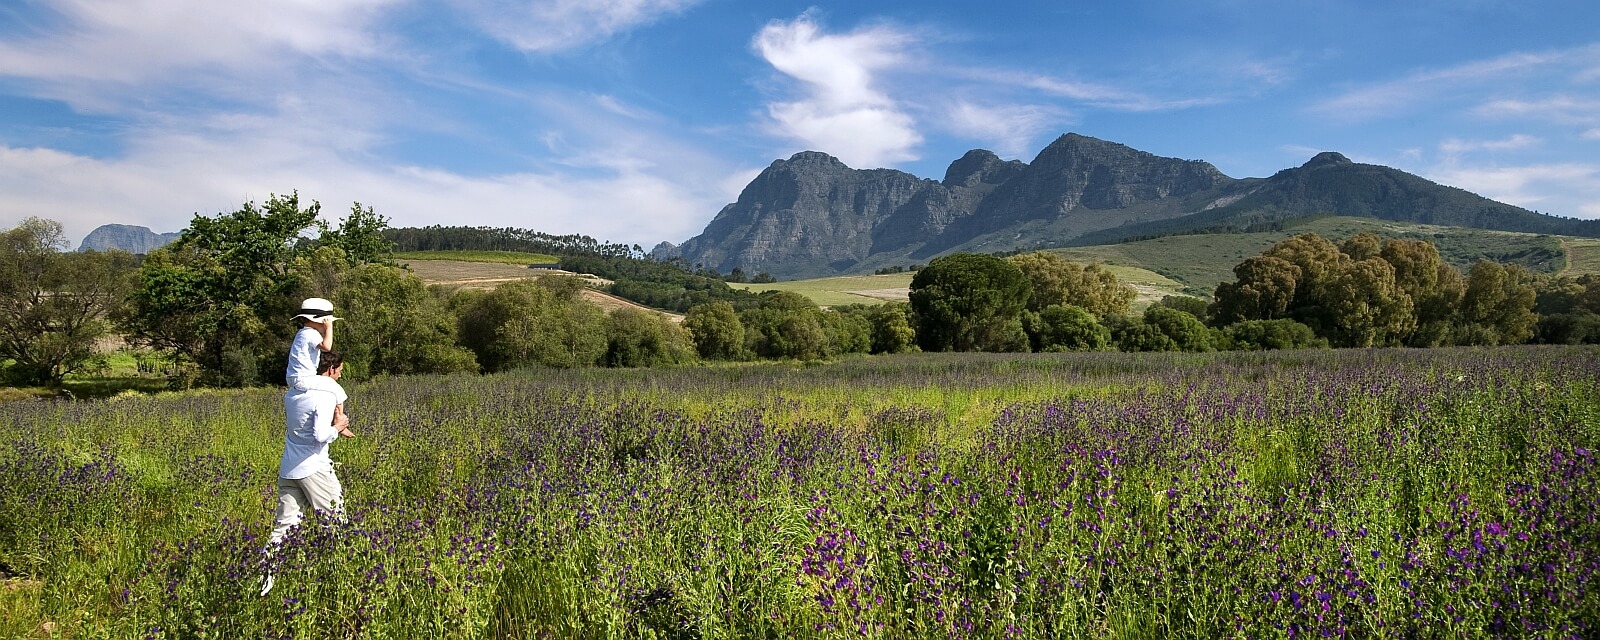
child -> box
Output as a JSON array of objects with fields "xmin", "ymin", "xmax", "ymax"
[{"xmin": 287, "ymin": 298, "xmax": 347, "ymax": 420}]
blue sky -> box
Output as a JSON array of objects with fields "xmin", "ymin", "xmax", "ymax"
[{"xmin": 2, "ymin": 0, "xmax": 1598, "ymax": 249}]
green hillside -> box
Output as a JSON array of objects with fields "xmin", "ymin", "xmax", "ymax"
[
  {"xmin": 1048, "ymin": 217, "xmax": 1568, "ymax": 294},
  {"xmin": 738, "ymin": 266, "xmax": 1189, "ymax": 309}
]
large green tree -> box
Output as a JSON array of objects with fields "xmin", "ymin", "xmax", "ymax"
[
  {"xmin": 1456, "ymin": 261, "xmax": 1538, "ymax": 345},
  {"xmin": 683, "ymin": 301, "xmax": 747, "ymax": 361},
  {"xmin": 124, "ymin": 193, "xmax": 397, "ymax": 386},
  {"xmin": 0, "ymin": 218, "xmax": 138, "ymax": 386},
  {"xmin": 455, "ymin": 277, "xmax": 608, "ymax": 371},
  {"xmin": 910, "ymin": 253, "xmax": 1032, "ymax": 352},
  {"xmin": 1321, "ymin": 258, "xmax": 1414, "ymax": 347},
  {"xmin": 1380, "ymin": 239, "xmax": 1464, "ymax": 347},
  {"xmin": 1007, "ymin": 252, "xmax": 1135, "ymax": 315},
  {"xmin": 332, "ymin": 264, "xmax": 477, "ymax": 378}
]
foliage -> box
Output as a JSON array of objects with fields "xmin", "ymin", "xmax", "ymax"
[
  {"xmin": 1457, "ymin": 261, "xmax": 1539, "ymax": 346},
  {"xmin": 0, "ymin": 218, "xmax": 138, "ymax": 386},
  {"xmin": 332, "ymin": 264, "xmax": 478, "ymax": 379},
  {"xmin": 564, "ymin": 254, "xmax": 761, "ymax": 313},
  {"xmin": 1023, "ymin": 304, "xmax": 1111, "ymax": 352},
  {"xmin": 121, "ymin": 193, "xmax": 397, "ymax": 386},
  {"xmin": 1105, "ymin": 314, "xmax": 1179, "ymax": 352},
  {"xmin": 1321, "ymin": 257, "xmax": 1413, "ymax": 347},
  {"xmin": 122, "ymin": 193, "xmax": 323, "ymax": 386},
  {"xmin": 866, "ymin": 302, "xmax": 918, "ymax": 354},
  {"xmin": 454, "ymin": 278, "xmax": 607, "ymax": 371},
  {"xmin": 1220, "ymin": 319, "xmax": 1327, "ymax": 350},
  {"xmin": 1142, "ymin": 305, "xmax": 1214, "ymax": 352},
  {"xmin": 384, "ymin": 225, "xmax": 642, "ymax": 259},
  {"xmin": 740, "ymin": 292, "xmax": 829, "ymax": 360},
  {"xmin": 322, "ymin": 202, "xmax": 395, "ymax": 267},
  {"xmin": 683, "ymin": 301, "xmax": 747, "ymax": 361},
  {"xmin": 603, "ymin": 308, "xmax": 696, "ymax": 368},
  {"xmin": 1155, "ymin": 295, "xmax": 1210, "ymax": 321},
  {"xmin": 1007, "ymin": 251, "xmax": 1135, "ymax": 315},
  {"xmin": 910, "ymin": 253, "xmax": 1032, "ymax": 352}
]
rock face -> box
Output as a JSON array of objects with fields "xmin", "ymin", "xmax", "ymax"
[
  {"xmin": 674, "ymin": 132, "xmax": 1596, "ymax": 279},
  {"xmin": 77, "ymin": 225, "xmax": 181, "ymax": 254}
]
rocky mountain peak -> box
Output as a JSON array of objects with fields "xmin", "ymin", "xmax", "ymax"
[
  {"xmin": 1302, "ymin": 151, "xmax": 1353, "ymax": 169},
  {"xmin": 942, "ymin": 149, "xmax": 1025, "ymax": 188}
]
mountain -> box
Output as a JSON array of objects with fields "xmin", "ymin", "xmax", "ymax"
[
  {"xmin": 668, "ymin": 134, "xmax": 1600, "ymax": 279},
  {"xmin": 77, "ymin": 224, "xmax": 180, "ymax": 254}
]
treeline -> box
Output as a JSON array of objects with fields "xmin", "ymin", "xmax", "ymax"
[
  {"xmin": 7, "ymin": 199, "xmax": 1599, "ymax": 390},
  {"xmin": 384, "ymin": 225, "xmax": 643, "ymax": 259}
]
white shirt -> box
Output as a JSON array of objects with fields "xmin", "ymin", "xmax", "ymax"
[
  {"xmin": 279, "ymin": 383, "xmax": 345, "ymax": 479},
  {"xmin": 285, "ymin": 327, "xmax": 324, "ymax": 385}
]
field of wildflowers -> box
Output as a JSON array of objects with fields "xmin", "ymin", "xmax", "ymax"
[{"xmin": 1, "ymin": 347, "xmax": 1597, "ymax": 638}]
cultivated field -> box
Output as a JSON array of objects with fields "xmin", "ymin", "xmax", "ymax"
[
  {"xmin": 3, "ymin": 347, "xmax": 1596, "ymax": 638},
  {"xmin": 739, "ymin": 268, "xmax": 1190, "ymax": 310}
]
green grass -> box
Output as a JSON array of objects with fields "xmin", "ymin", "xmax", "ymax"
[
  {"xmin": 736, "ymin": 273, "xmax": 914, "ymax": 307},
  {"xmin": 1562, "ymin": 238, "xmax": 1600, "ymax": 276},
  {"xmin": 3, "ymin": 348, "xmax": 1597, "ymax": 637},
  {"xmin": 738, "ymin": 266, "xmax": 1189, "ymax": 308},
  {"xmin": 394, "ymin": 250, "xmax": 561, "ymax": 265}
]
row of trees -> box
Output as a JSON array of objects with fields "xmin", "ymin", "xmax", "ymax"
[{"xmin": 6, "ymin": 198, "xmax": 1598, "ymax": 388}]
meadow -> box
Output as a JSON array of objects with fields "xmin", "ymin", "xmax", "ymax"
[{"xmin": 2, "ymin": 347, "xmax": 1597, "ymax": 638}]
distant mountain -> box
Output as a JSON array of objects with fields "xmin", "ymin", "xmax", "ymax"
[
  {"xmin": 77, "ymin": 224, "xmax": 180, "ymax": 254},
  {"xmin": 667, "ymin": 134, "xmax": 1600, "ymax": 279}
]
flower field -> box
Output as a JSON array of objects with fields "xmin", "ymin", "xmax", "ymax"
[{"xmin": 2, "ymin": 347, "xmax": 1597, "ymax": 638}]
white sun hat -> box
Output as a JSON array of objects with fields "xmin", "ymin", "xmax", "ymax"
[{"xmin": 292, "ymin": 297, "xmax": 341, "ymax": 322}]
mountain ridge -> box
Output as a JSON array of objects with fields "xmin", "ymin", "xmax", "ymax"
[{"xmin": 664, "ymin": 133, "xmax": 1600, "ymax": 279}]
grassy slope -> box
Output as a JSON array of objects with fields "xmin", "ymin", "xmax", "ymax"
[
  {"xmin": 1049, "ymin": 216, "xmax": 1571, "ymax": 294},
  {"xmin": 738, "ymin": 267, "xmax": 1189, "ymax": 309},
  {"xmin": 1563, "ymin": 238, "xmax": 1600, "ymax": 276}
]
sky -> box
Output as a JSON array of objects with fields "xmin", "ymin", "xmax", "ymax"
[{"xmin": 2, "ymin": 0, "xmax": 1598, "ymax": 250}]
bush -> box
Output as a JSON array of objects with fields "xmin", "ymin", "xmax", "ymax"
[
  {"xmin": 1023, "ymin": 305, "xmax": 1111, "ymax": 352},
  {"xmin": 1221, "ymin": 319, "xmax": 1328, "ymax": 351}
]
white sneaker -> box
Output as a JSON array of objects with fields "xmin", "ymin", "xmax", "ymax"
[{"xmin": 259, "ymin": 573, "xmax": 274, "ymax": 596}]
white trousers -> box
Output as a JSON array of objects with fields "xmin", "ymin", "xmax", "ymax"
[{"xmin": 269, "ymin": 470, "xmax": 344, "ymax": 545}]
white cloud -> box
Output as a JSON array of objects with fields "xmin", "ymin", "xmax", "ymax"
[
  {"xmin": 455, "ymin": 0, "xmax": 703, "ymax": 52},
  {"xmin": 1439, "ymin": 134, "xmax": 1542, "ymax": 156},
  {"xmin": 944, "ymin": 101, "xmax": 1062, "ymax": 158},
  {"xmin": 1473, "ymin": 96, "xmax": 1600, "ymax": 125},
  {"xmin": 1309, "ymin": 47, "xmax": 1581, "ymax": 121},
  {"xmin": 753, "ymin": 12, "xmax": 922, "ymax": 168},
  {"xmin": 0, "ymin": 0, "xmax": 398, "ymax": 86},
  {"xmin": 1427, "ymin": 162, "xmax": 1600, "ymax": 218},
  {"xmin": 1584, "ymin": 128, "xmax": 1600, "ymax": 140}
]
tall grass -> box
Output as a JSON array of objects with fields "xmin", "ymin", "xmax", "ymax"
[{"xmin": 1, "ymin": 347, "xmax": 1596, "ymax": 638}]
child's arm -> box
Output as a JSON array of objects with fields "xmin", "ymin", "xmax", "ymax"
[{"xmin": 319, "ymin": 318, "xmax": 336, "ymax": 352}]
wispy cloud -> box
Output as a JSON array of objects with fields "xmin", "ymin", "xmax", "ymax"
[
  {"xmin": 1309, "ymin": 47, "xmax": 1584, "ymax": 121},
  {"xmin": 1473, "ymin": 96, "xmax": 1600, "ymax": 125},
  {"xmin": 456, "ymin": 0, "xmax": 704, "ymax": 52},
  {"xmin": 753, "ymin": 12, "xmax": 922, "ymax": 168},
  {"xmin": 1439, "ymin": 134, "xmax": 1542, "ymax": 156},
  {"xmin": 1583, "ymin": 128, "xmax": 1600, "ymax": 141},
  {"xmin": 0, "ymin": 0, "xmax": 398, "ymax": 86},
  {"xmin": 944, "ymin": 101, "xmax": 1064, "ymax": 158},
  {"xmin": 1427, "ymin": 162, "xmax": 1600, "ymax": 216}
]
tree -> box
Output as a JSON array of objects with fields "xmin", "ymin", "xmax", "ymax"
[
  {"xmin": 322, "ymin": 202, "xmax": 395, "ymax": 267},
  {"xmin": 1105, "ymin": 314, "xmax": 1178, "ymax": 352},
  {"xmin": 0, "ymin": 218, "xmax": 138, "ymax": 386},
  {"xmin": 819, "ymin": 309, "xmax": 871, "ymax": 357},
  {"xmin": 332, "ymin": 264, "xmax": 477, "ymax": 378},
  {"xmin": 1320, "ymin": 258, "xmax": 1414, "ymax": 348},
  {"xmin": 1156, "ymin": 295, "xmax": 1210, "ymax": 321},
  {"xmin": 740, "ymin": 292, "xmax": 828, "ymax": 360},
  {"xmin": 1380, "ymin": 239, "xmax": 1464, "ymax": 347},
  {"xmin": 910, "ymin": 253, "xmax": 1032, "ymax": 352},
  {"xmin": 1221, "ymin": 319, "xmax": 1325, "ymax": 350},
  {"xmin": 1261, "ymin": 233, "xmax": 1347, "ymax": 336},
  {"xmin": 604, "ymin": 308, "xmax": 696, "ymax": 367},
  {"xmin": 1456, "ymin": 261, "xmax": 1537, "ymax": 345},
  {"xmin": 124, "ymin": 193, "xmax": 324, "ymax": 386},
  {"xmin": 1143, "ymin": 306, "xmax": 1213, "ymax": 351},
  {"xmin": 453, "ymin": 279, "xmax": 608, "ymax": 371},
  {"xmin": 866, "ymin": 302, "xmax": 918, "ymax": 354},
  {"xmin": 1007, "ymin": 252, "xmax": 1135, "ymax": 315},
  {"xmin": 683, "ymin": 301, "xmax": 747, "ymax": 360},
  {"xmin": 1210, "ymin": 256, "xmax": 1301, "ymax": 325},
  {"xmin": 1024, "ymin": 304, "xmax": 1111, "ymax": 352}
]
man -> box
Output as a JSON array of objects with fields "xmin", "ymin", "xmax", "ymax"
[{"xmin": 261, "ymin": 351, "xmax": 354, "ymax": 596}]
